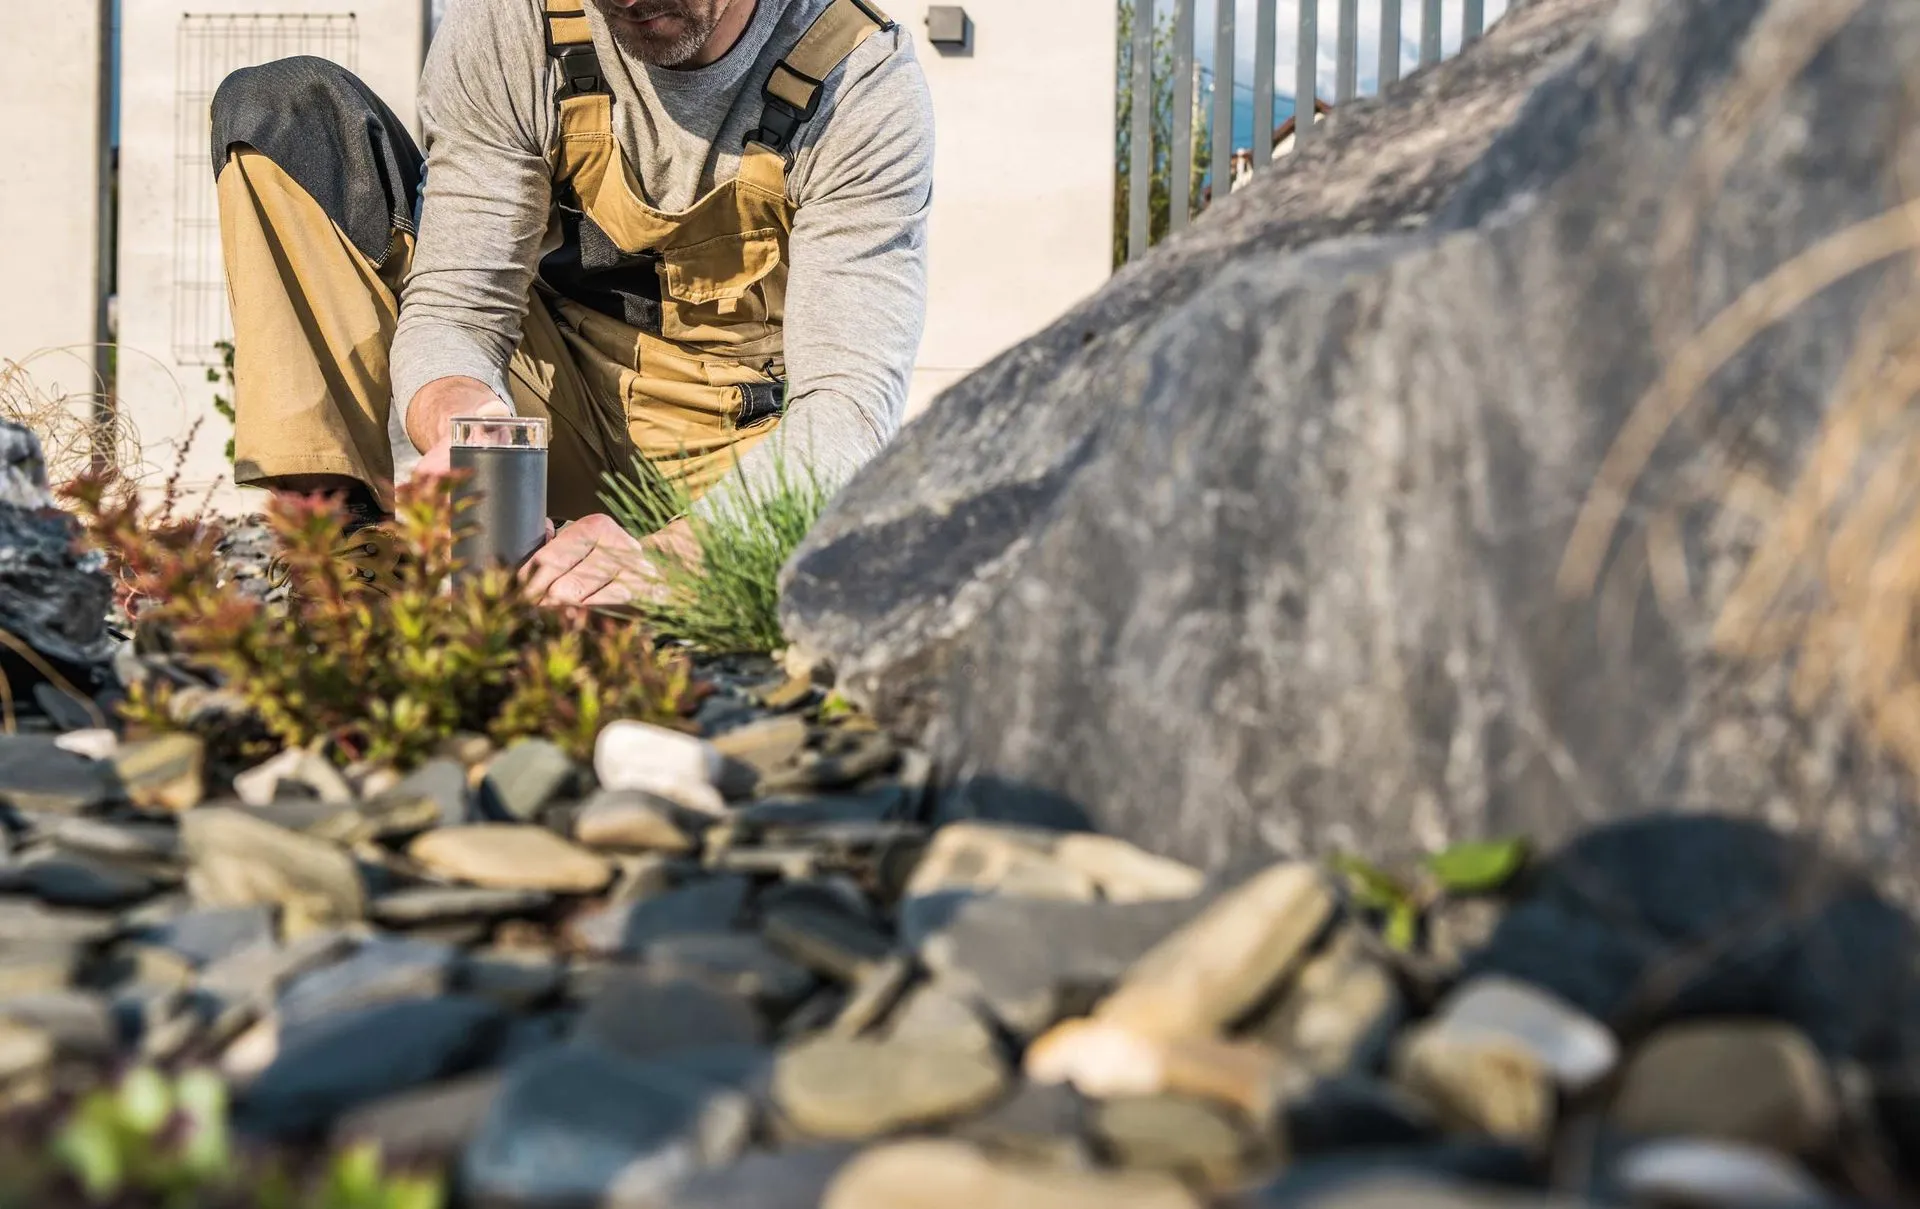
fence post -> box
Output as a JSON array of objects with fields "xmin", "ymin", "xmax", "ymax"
[
  {"xmin": 1336, "ymin": 0, "xmax": 1358, "ymax": 103},
  {"xmin": 1294, "ymin": 0, "xmax": 1317, "ymax": 149},
  {"xmin": 1170, "ymin": 0, "xmax": 1196, "ymax": 232},
  {"xmin": 1379, "ymin": 0, "xmax": 1401, "ymax": 86},
  {"xmin": 1251, "ymin": 0, "xmax": 1276, "ymax": 173},
  {"xmin": 1212, "ymin": 0, "xmax": 1235, "ymax": 204},
  {"xmin": 1127, "ymin": 0, "xmax": 1152, "ymax": 261},
  {"xmin": 1464, "ymin": 0, "xmax": 1484, "ymax": 41},
  {"xmin": 1420, "ymin": 0, "xmax": 1442, "ymax": 66}
]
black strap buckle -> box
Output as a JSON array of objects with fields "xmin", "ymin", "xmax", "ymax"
[
  {"xmin": 553, "ymin": 43, "xmax": 605, "ymax": 98},
  {"xmin": 746, "ymin": 66, "xmax": 824, "ymax": 152}
]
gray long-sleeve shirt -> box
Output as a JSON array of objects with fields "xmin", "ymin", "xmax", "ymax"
[{"xmin": 392, "ymin": 0, "xmax": 934, "ymax": 518}]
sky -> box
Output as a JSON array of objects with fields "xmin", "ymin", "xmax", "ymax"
[{"xmin": 1177, "ymin": 0, "xmax": 1513, "ymax": 150}]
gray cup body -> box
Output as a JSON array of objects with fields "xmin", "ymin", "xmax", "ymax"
[{"xmin": 451, "ymin": 445, "xmax": 549, "ymax": 573}]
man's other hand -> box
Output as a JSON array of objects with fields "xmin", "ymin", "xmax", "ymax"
[
  {"xmin": 521, "ymin": 515, "xmax": 702, "ymax": 609},
  {"xmin": 407, "ymin": 377, "xmax": 511, "ymax": 480}
]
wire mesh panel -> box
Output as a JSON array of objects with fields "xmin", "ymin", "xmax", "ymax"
[{"xmin": 172, "ymin": 13, "xmax": 359, "ymax": 365}]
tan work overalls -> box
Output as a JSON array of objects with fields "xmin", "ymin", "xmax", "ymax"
[{"xmin": 216, "ymin": 0, "xmax": 892, "ymax": 521}]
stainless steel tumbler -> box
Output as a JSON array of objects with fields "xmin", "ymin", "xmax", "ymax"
[{"xmin": 450, "ymin": 416, "xmax": 549, "ymax": 574}]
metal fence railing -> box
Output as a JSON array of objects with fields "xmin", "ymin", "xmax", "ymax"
[{"xmin": 1120, "ymin": 0, "xmax": 1493, "ymax": 264}]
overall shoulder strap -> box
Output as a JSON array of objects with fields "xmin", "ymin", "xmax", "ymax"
[
  {"xmin": 544, "ymin": 0, "xmax": 606, "ymax": 98},
  {"xmin": 748, "ymin": 0, "xmax": 895, "ymax": 153}
]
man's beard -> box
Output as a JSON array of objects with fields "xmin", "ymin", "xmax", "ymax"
[{"xmin": 593, "ymin": 0, "xmax": 724, "ymax": 66}]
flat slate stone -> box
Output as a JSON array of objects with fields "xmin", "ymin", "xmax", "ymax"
[
  {"xmin": 644, "ymin": 933, "xmax": 817, "ymax": 1013},
  {"xmin": 0, "ymin": 737, "xmax": 118, "ymax": 815},
  {"xmin": 461, "ymin": 1045, "xmax": 755, "ymax": 1209},
  {"xmin": 276, "ymin": 936, "xmax": 457, "ymax": 1029},
  {"xmin": 572, "ymin": 970, "xmax": 764, "ymax": 1060},
  {"xmin": 46, "ymin": 817, "xmax": 181, "ymax": 864},
  {"xmin": 239, "ymin": 995, "xmax": 508, "ymax": 1139},
  {"xmin": 2, "ymin": 852, "xmax": 160, "ymax": 908},
  {"xmin": 330, "ymin": 1071, "xmax": 504, "ymax": 1163},
  {"xmin": 409, "ymin": 825, "xmax": 611, "ymax": 894},
  {"xmin": 914, "ymin": 892, "xmax": 1218, "ymax": 1038},
  {"xmin": 951, "ymin": 1080, "xmax": 1093, "ymax": 1167},
  {"xmin": 662, "ymin": 1146, "xmax": 860, "ymax": 1209},
  {"xmin": 567, "ymin": 875, "xmax": 749, "ymax": 957},
  {"xmin": 370, "ymin": 886, "xmax": 552, "ymax": 927},
  {"xmin": 369, "ymin": 758, "xmax": 471, "ymax": 829},
  {"xmin": 138, "ymin": 905, "xmax": 276, "ymax": 967},
  {"xmin": 481, "ymin": 739, "xmax": 579, "ymax": 823}
]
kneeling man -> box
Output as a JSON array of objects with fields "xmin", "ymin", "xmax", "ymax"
[{"xmin": 212, "ymin": 0, "xmax": 932, "ymax": 604}]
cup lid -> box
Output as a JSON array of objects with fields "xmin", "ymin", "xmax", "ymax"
[{"xmin": 451, "ymin": 416, "xmax": 549, "ymax": 450}]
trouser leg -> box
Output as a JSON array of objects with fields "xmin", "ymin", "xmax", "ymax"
[{"xmin": 211, "ymin": 56, "xmax": 422, "ymax": 507}]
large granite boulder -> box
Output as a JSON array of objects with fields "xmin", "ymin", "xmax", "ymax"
[
  {"xmin": 0, "ymin": 420, "xmax": 114, "ymax": 669},
  {"xmin": 783, "ymin": 0, "xmax": 1920, "ymax": 900}
]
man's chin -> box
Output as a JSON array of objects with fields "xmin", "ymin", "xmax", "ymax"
[{"xmin": 609, "ymin": 14, "xmax": 704, "ymax": 65}]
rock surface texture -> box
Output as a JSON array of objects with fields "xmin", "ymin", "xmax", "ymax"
[
  {"xmin": 781, "ymin": 0, "xmax": 1920, "ymax": 901},
  {"xmin": 0, "ymin": 420, "xmax": 114, "ymax": 672}
]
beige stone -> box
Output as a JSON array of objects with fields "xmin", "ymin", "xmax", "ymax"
[
  {"xmin": 1052, "ymin": 833, "xmax": 1206, "ymax": 902},
  {"xmin": 711, "ymin": 714, "xmax": 811, "ymax": 774},
  {"xmin": 1096, "ymin": 861, "xmax": 1335, "ymax": 1039},
  {"xmin": 1095, "ymin": 1095, "xmax": 1248, "ymax": 1186},
  {"xmin": 181, "ymin": 808, "xmax": 365, "ymax": 932},
  {"xmin": 408, "ymin": 826, "xmax": 610, "ymax": 894},
  {"xmin": 905, "ymin": 823, "xmax": 1097, "ymax": 901},
  {"xmin": 1253, "ymin": 926, "xmax": 1402, "ymax": 1075},
  {"xmin": 774, "ymin": 1036, "xmax": 1008, "ymax": 1140},
  {"xmin": 1392, "ymin": 1023, "xmax": 1552, "ymax": 1146},
  {"xmin": 112, "ymin": 734, "xmax": 206, "ymax": 813},
  {"xmin": 1609, "ymin": 1022, "xmax": 1838, "ymax": 1157},
  {"xmin": 1027, "ymin": 1020, "xmax": 1294, "ymax": 1119},
  {"xmin": 573, "ymin": 793, "xmax": 698, "ymax": 854},
  {"xmin": 824, "ymin": 1139, "xmax": 1201, "ymax": 1209}
]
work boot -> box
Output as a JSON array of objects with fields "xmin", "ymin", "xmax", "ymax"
[{"xmin": 265, "ymin": 524, "xmax": 410, "ymax": 598}]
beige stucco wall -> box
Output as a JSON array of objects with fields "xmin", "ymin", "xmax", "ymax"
[
  {"xmin": 889, "ymin": 1, "xmax": 1119, "ymax": 421},
  {"xmin": 115, "ymin": 0, "xmax": 427, "ymax": 508},
  {"xmin": 0, "ymin": 2, "xmax": 106, "ymax": 405}
]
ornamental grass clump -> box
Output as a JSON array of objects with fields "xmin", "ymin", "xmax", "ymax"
[
  {"xmin": 602, "ymin": 448, "xmax": 832, "ymax": 655},
  {"xmin": 64, "ymin": 472, "xmax": 698, "ymax": 769}
]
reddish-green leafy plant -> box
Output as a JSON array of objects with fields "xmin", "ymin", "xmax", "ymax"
[{"xmin": 64, "ymin": 473, "xmax": 699, "ymax": 769}]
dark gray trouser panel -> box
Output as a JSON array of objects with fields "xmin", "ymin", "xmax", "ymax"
[{"xmin": 210, "ymin": 56, "xmax": 423, "ymax": 269}]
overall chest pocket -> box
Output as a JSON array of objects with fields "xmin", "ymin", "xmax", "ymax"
[{"xmin": 660, "ymin": 227, "xmax": 784, "ymax": 347}]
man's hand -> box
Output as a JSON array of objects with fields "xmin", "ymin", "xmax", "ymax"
[
  {"xmin": 407, "ymin": 377, "xmax": 511, "ymax": 480},
  {"xmin": 521, "ymin": 514, "xmax": 700, "ymax": 608}
]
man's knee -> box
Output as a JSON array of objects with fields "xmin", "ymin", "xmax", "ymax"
[{"xmin": 208, "ymin": 56, "xmax": 370, "ymax": 175}]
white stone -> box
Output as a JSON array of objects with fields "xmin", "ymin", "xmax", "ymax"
[
  {"xmin": 1427, "ymin": 975, "xmax": 1619, "ymax": 1093},
  {"xmin": 593, "ymin": 722, "xmax": 726, "ymax": 815},
  {"xmin": 53, "ymin": 730, "xmax": 118, "ymax": 761},
  {"xmin": 232, "ymin": 748, "xmax": 355, "ymax": 808},
  {"xmin": 1024, "ymin": 1019, "xmax": 1165, "ymax": 1099},
  {"xmin": 1616, "ymin": 1139, "xmax": 1831, "ymax": 1208}
]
